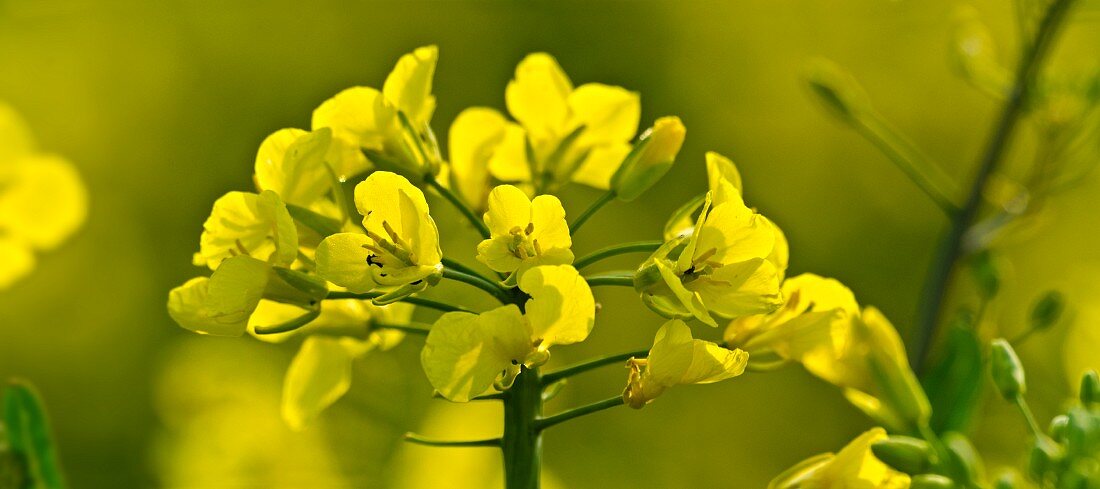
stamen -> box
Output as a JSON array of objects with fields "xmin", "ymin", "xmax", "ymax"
[
  {"xmin": 524, "ymin": 222, "xmax": 535, "ymax": 235},
  {"xmin": 235, "ymin": 239, "xmax": 251, "ymax": 256},
  {"xmin": 532, "ymin": 239, "xmax": 543, "ymax": 256}
]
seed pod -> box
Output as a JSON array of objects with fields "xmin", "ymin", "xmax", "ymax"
[
  {"xmin": 910, "ymin": 474, "xmax": 956, "ymax": 489},
  {"xmin": 990, "ymin": 339, "xmax": 1026, "ymax": 400},
  {"xmin": 871, "ymin": 436, "xmax": 932, "ymax": 474}
]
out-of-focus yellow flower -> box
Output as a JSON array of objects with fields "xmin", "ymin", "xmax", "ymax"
[
  {"xmin": 168, "ymin": 255, "xmax": 272, "ymax": 336},
  {"xmin": 769, "ymin": 428, "xmax": 911, "ymax": 489},
  {"xmin": 623, "ymin": 319, "xmax": 747, "ymax": 408},
  {"xmin": 447, "ymin": 53, "xmax": 640, "ymax": 198},
  {"xmin": 447, "ymin": 108, "xmax": 510, "ymax": 211},
  {"xmin": 422, "ymin": 265, "xmax": 594, "ymax": 402},
  {"xmin": 476, "ymin": 185, "xmax": 573, "ymax": 279},
  {"xmin": 635, "ymin": 193, "xmax": 783, "ymax": 327},
  {"xmin": 315, "ymin": 171, "xmax": 442, "ymax": 297},
  {"xmin": 312, "ymin": 46, "xmax": 439, "ymax": 180},
  {"xmin": 0, "ymin": 103, "xmax": 87, "ymax": 289},
  {"xmin": 281, "ymin": 301, "xmax": 413, "ymax": 430},
  {"xmin": 610, "ymin": 116, "xmax": 686, "ymax": 201}
]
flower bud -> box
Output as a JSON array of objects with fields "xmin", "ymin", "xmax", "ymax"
[
  {"xmin": 943, "ymin": 432, "xmax": 985, "ymax": 485},
  {"xmin": 910, "ymin": 474, "xmax": 956, "ymax": 489},
  {"xmin": 1050, "ymin": 414, "xmax": 1070, "ymax": 441},
  {"xmin": 1028, "ymin": 438, "xmax": 1062, "ymax": 481},
  {"xmin": 804, "ymin": 58, "xmax": 873, "ymax": 123},
  {"xmin": 969, "ymin": 250, "xmax": 999, "ymax": 301},
  {"xmin": 990, "ymin": 339, "xmax": 1026, "ymax": 400},
  {"xmin": 871, "ymin": 436, "xmax": 932, "ymax": 475},
  {"xmin": 992, "ymin": 470, "xmax": 1023, "ymax": 489},
  {"xmin": 610, "ymin": 116, "xmax": 686, "ymax": 202},
  {"xmin": 1080, "ymin": 370, "xmax": 1099, "ymax": 407},
  {"xmin": 1029, "ymin": 291, "xmax": 1065, "ymax": 332}
]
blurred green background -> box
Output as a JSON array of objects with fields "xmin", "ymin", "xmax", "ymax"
[{"xmin": 2, "ymin": 0, "xmax": 1099, "ymax": 486}]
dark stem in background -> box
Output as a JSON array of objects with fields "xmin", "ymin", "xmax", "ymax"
[{"xmin": 911, "ymin": 0, "xmax": 1078, "ymax": 372}]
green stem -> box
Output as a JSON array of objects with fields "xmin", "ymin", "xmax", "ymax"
[
  {"xmin": 1014, "ymin": 394, "xmax": 1044, "ymax": 438},
  {"xmin": 424, "ymin": 174, "xmax": 491, "ymax": 239},
  {"xmin": 502, "ymin": 367, "xmax": 542, "ymax": 489},
  {"xmin": 441, "ymin": 257, "xmax": 496, "ymax": 284},
  {"xmin": 573, "ymin": 241, "xmax": 662, "ymax": 271},
  {"xmin": 911, "ymin": 0, "xmax": 1077, "ymax": 372},
  {"xmin": 541, "ymin": 349, "xmax": 649, "ymax": 385},
  {"xmin": 853, "ymin": 115, "xmax": 960, "ymax": 214},
  {"xmin": 442, "ymin": 268, "xmax": 510, "ymax": 304},
  {"xmin": 325, "ymin": 291, "xmax": 473, "ymax": 314},
  {"xmin": 534, "ymin": 396, "xmax": 625, "ymax": 432},
  {"xmin": 569, "ymin": 190, "xmax": 616, "ymax": 235},
  {"xmin": 584, "ymin": 272, "xmax": 635, "ymax": 288},
  {"xmin": 403, "ymin": 433, "xmax": 501, "ymax": 448}
]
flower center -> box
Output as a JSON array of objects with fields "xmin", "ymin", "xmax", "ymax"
[
  {"xmin": 362, "ymin": 220, "xmax": 418, "ymax": 274},
  {"xmin": 507, "ymin": 222, "xmax": 543, "ymax": 260}
]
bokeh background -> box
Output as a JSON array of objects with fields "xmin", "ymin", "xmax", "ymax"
[{"xmin": 2, "ymin": 0, "xmax": 1099, "ymax": 486}]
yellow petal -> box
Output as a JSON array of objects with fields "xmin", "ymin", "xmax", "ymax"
[
  {"xmin": 520, "ymin": 265, "xmax": 594, "ymax": 348},
  {"xmin": 0, "ymin": 237, "xmax": 34, "ymax": 289},
  {"xmin": 705, "ymin": 151, "xmax": 743, "ymax": 199},
  {"xmin": 315, "ymin": 232, "xmax": 377, "ymax": 293},
  {"xmin": 483, "ymin": 184, "xmax": 533, "ymax": 236},
  {"xmin": 0, "ymin": 154, "xmax": 88, "ymax": 250},
  {"xmin": 691, "ymin": 258, "xmax": 783, "ymax": 318},
  {"xmin": 0, "ymin": 102, "xmax": 34, "ymax": 162},
  {"xmin": 649, "ymin": 319, "xmax": 747, "ymax": 386},
  {"xmin": 198, "ymin": 190, "xmax": 298, "ymax": 269},
  {"xmin": 487, "ymin": 123, "xmax": 533, "ymax": 184},
  {"xmin": 312, "ymin": 86, "xmax": 396, "ymax": 176},
  {"xmin": 692, "ymin": 200, "xmax": 775, "ymax": 267},
  {"xmin": 529, "ymin": 194, "xmax": 571, "ymax": 250},
  {"xmin": 354, "ymin": 171, "xmax": 442, "ymax": 271},
  {"xmin": 254, "ymin": 128, "xmax": 333, "ymax": 207},
  {"xmin": 567, "ymin": 83, "xmax": 640, "ymax": 146},
  {"xmin": 610, "ymin": 116, "xmax": 686, "ymax": 201},
  {"xmin": 421, "ymin": 305, "xmax": 532, "ymax": 402},
  {"xmin": 570, "ymin": 142, "xmax": 631, "ymax": 190},
  {"xmin": 765, "ymin": 217, "xmax": 789, "ymax": 280},
  {"xmin": 281, "ymin": 336, "xmax": 360, "ymax": 431},
  {"xmin": 653, "ymin": 259, "xmax": 717, "ymax": 327},
  {"xmin": 448, "ymin": 107, "xmax": 508, "ymax": 210},
  {"xmin": 476, "ymin": 237, "xmax": 523, "ymax": 274},
  {"xmin": 168, "ymin": 256, "xmax": 270, "ymax": 336},
  {"xmin": 383, "ymin": 45, "xmax": 438, "ymax": 127},
  {"xmin": 505, "ymin": 53, "xmax": 573, "ymax": 141}
]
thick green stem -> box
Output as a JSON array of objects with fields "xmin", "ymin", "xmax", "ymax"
[
  {"xmin": 911, "ymin": 0, "xmax": 1077, "ymax": 372},
  {"xmin": 573, "ymin": 241, "xmax": 663, "ymax": 271},
  {"xmin": 324, "ymin": 291, "xmax": 473, "ymax": 314},
  {"xmin": 424, "ymin": 175, "xmax": 491, "ymax": 239},
  {"xmin": 502, "ymin": 367, "xmax": 542, "ymax": 489},
  {"xmin": 584, "ymin": 272, "xmax": 635, "ymax": 288},
  {"xmin": 541, "ymin": 349, "xmax": 649, "ymax": 385},
  {"xmin": 442, "ymin": 268, "xmax": 511, "ymax": 304},
  {"xmin": 535, "ymin": 396, "xmax": 625, "ymax": 432},
  {"xmin": 569, "ymin": 190, "xmax": 616, "ymax": 234}
]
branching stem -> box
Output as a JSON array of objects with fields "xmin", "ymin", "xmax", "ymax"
[
  {"xmin": 573, "ymin": 241, "xmax": 662, "ymax": 271},
  {"xmin": 569, "ymin": 190, "xmax": 616, "ymax": 235},
  {"xmin": 325, "ymin": 291, "xmax": 473, "ymax": 314},
  {"xmin": 535, "ymin": 396, "xmax": 625, "ymax": 432},
  {"xmin": 541, "ymin": 349, "xmax": 649, "ymax": 385}
]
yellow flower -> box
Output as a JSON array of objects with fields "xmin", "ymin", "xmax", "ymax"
[
  {"xmin": 0, "ymin": 102, "xmax": 87, "ymax": 289},
  {"xmin": 769, "ymin": 428, "xmax": 911, "ymax": 489},
  {"xmin": 623, "ymin": 319, "xmax": 748, "ymax": 408},
  {"xmin": 635, "ymin": 193, "xmax": 783, "ymax": 327},
  {"xmin": 280, "ymin": 301, "xmax": 413, "ymax": 430},
  {"xmin": 421, "ymin": 265, "xmax": 594, "ymax": 402},
  {"xmin": 446, "ymin": 107, "xmax": 510, "ymax": 211},
  {"xmin": 168, "ymin": 255, "xmax": 272, "ymax": 336},
  {"xmin": 253, "ymin": 127, "xmax": 335, "ymax": 210},
  {"xmin": 476, "ymin": 185, "xmax": 573, "ymax": 278},
  {"xmin": 315, "ymin": 171, "xmax": 443, "ymax": 296},
  {"xmin": 610, "ymin": 116, "xmax": 687, "ymax": 201},
  {"xmin": 195, "ymin": 190, "xmax": 299, "ymax": 270},
  {"xmin": 456, "ymin": 53, "xmax": 640, "ymax": 195},
  {"xmin": 312, "ymin": 46, "xmax": 439, "ymax": 180}
]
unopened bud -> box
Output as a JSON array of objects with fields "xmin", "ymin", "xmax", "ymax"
[
  {"xmin": 944, "ymin": 432, "xmax": 985, "ymax": 484},
  {"xmin": 1028, "ymin": 438, "xmax": 1062, "ymax": 481},
  {"xmin": 804, "ymin": 58, "xmax": 873, "ymax": 123},
  {"xmin": 611, "ymin": 116, "xmax": 686, "ymax": 202},
  {"xmin": 990, "ymin": 339, "xmax": 1026, "ymax": 400},
  {"xmin": 871, "ymin": 436, "xmax": 932, "ymax": 474},
  {"xmin": 1050, "ymin": 415, "xmax": 1070, "ymax": 441},
  {"xmin": 1079, "ymin": 370, "xmax": 1099, "ymax": 407},
  {"xmin": 969, "ymin": 250, "xmax": 1000, "ymax": 301},
  {"xmin": 910, "ymin": 474, "xmax": 956, "ymax": 489},
  {"xmin": 1029, "ymin": 291, "xmax": 1065, "ymax": 332}
]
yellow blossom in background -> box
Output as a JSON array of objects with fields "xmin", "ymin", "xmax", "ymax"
[
  {"xmin": 623, "ymin": 319, "xmax": 748, "ymax": 408},
  {"xmin": 477, "ymin": 184, "xmax": 573, "ymax": 279},
  {"xmin": 447, "ymin": 108, "xmax": 510, "ymax": 211},
  {"xmin": 768, "ymin": 428, "xmax": 910, "ymax": 489},
  {"xmin": 253, "ymin": 127, "xmax": 336, "ymax": 212},
  {"xmin": 315, "ymin": 171, "xmax": 442, "ymax": 297},
  {"xmin": 422, "ymin": 265, "xmax": 594, "ymax": 402},
  {"xmin": 281, "ymin": 301, "xmax": 413, "ymax": 430},
  {"xmin": 312, "ymin": 46, "xmax": 440, "ymax": 180},
  {"xmin": 0, "ymin": 102, "xmax": 87, "ymax": 289}
]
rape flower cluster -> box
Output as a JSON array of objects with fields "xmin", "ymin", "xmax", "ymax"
[{"xmin": 166, "ymin": 46, "xmax": 1036, "ymax": 488}]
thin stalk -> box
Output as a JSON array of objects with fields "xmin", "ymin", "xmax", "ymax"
[
  {"xmin": 441, "ymin": 257, "xmax": 496, "ymax": 284},
  {"xmin": 584, "ymin": 272, "xmax": 635, "ymax": 288},
  {"xmin": 573, "ymin": 241, "xmax": 663, "ymax": 271},
  {"xmin": 502, "ymin": 367, "xmax": 542, "ymax": 489},
  {"xmin": 371, "ymin": 321, "xmax": 432, "ymax": 335},
  {"xmin": 535, "ymin": 396, "xmax": 625, "ymax": 432},
  {"xmin": 325, "ymin": 291, "xmax": 473, "ymax": 314},
  {"xmin": 403, "ymin": 433, "xmax": 501, "ymax": 448},
  {"xmin": 424, "ymin": 174, "xmax": 491, "ymax": 239},
  {"xmin": 541, "ymin": 349, "xmax": 649, "ymax": 385},
  {"xmin": 911, "ymin": 0, "xmax": 1077, "ymax": 372},
  {"xmin": 854, "ymin": 115, "xmax": 960, "ymax": 214},
  {"xmin": 442, "ymin": 268, "xmax": 511, "ymax": 304},
  {"xmin": 1014, "ymin": 394, "xmax": 1044, "ymax": 438},
  {"xmin": 569, "ymin": 190, "xmax": 616, "ymax": 234}
]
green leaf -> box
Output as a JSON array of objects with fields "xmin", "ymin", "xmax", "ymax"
[
  {"xmin": 3, "ymin": 380, "xmax": 65, "ymax": 489},
  {"xmin": 922, "ymin": 312, "xmax": 984, "ymax": 433}
]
